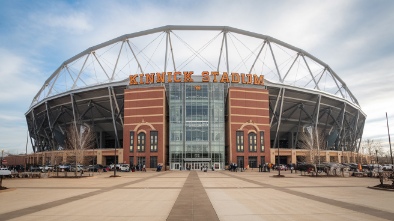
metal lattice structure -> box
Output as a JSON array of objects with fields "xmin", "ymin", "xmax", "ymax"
[{"xmin": 26, "ymin": 25, "xmax": 366, "ymax": 153}]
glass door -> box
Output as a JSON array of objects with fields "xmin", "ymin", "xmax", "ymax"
[
  {"xmin": 173, "ymin": 163, "xmax": 180, "ymax": 170},
  {"xmin": 193, "ymin": 163, "xmax": 200, "ymax": 170}
]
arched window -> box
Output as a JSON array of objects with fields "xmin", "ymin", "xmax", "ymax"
[
  {"xmin": 137, "ymin": 132, "xmax": 145, "ymax": 152},
  {"xmin": 249, "ymin": 132, "xmax": 257, "ymax": 152}
]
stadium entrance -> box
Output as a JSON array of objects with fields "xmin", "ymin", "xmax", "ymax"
[
  {"xmin": 168, "ymin": 82, "xmax": 225, "ymax": 170},
  {"xmin": 184, "ymin": 159, "xmax": 211, "ymax": 170}
]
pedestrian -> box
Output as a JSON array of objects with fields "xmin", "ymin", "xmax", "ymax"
[{"xmin": 143, "ymin": 164, "xmax": 146, "ymax": 172}]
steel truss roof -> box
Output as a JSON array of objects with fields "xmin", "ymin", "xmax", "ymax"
[{"xmin": 29, "ymin": 25, "xmax": 360, "ymax": 110}]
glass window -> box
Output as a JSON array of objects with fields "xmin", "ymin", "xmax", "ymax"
[
  {"xmin": 249, "ymin": 132, "xmax": 257, "ymax": 152},
  {"xmin": 137, "ymin": 132, "xmax": 145, "ymax": 152},
  {"xmin": 129, "ymin": 131, "xmax": 134, "ymax": 152},
  {"xmin": 236, "ymin": 131, "xmax": 244, "ymax": 152},
  {"xmin": 167, "ymin": 83, "xmax": 225, "ymax": 169},
  {"xmin": 260, "ymin": 131, "xmax": 265, "ymax": 152},
  {"xmin": 150, "ymin": 131, "xmax": 158, "ymax": 152}
]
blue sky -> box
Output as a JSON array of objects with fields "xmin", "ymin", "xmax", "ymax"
[{"xmin": 0, "ymin": 0, "xmax": 393, "ymax": 155}]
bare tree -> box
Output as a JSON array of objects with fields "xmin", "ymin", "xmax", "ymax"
[
  {"xmin": 65, "ymin": 122, "xmax": 96, "ymax": 176},
  {"xmin": 298, "ymin": 126, "xmax": 327, "ymax": 176},
  {"xmin": 0, "ymin": 150, "xmax": 9, "ymax": 188},
  {"xmin": 361, "ymin": 139, "xmax": 383, "ymax": 164}
]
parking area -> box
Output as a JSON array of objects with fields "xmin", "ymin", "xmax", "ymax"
[{"xmin": 0, "ymin": 170, "xmax": 393, "ymax": 221}]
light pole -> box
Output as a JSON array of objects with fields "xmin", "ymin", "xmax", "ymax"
[
  {"xmin": 1, "ymin": 149, "xmax": 3, "ymax": 168},
  {"xmin": 386, "ymin": 113, "xmax": 393, "ymax": 170},
  {"xmin": 1, "ymin": 149, "xmax": 3, "ymax": 188},
  {"xmin": 376, "ymin": 150, "xmax": 379, "ymax": 174}
]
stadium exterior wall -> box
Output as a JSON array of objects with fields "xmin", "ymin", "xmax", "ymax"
[{"xmin": 23, "ymin": 26, "xmax": 367, "ymax": 170}]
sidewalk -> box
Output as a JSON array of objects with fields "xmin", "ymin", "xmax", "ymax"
[{"xmin": 0, "ymin": 170, "xmax": 393, "ymax": 221}]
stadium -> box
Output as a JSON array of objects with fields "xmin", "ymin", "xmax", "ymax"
[{"xmin": 24, "ymin": 25, "xmax": 366, "ymax": 170}]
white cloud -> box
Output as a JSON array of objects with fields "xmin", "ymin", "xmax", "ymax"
[
  {"xmin": 0, "ymin": 48, "xmax": 41, "ymax": 102},
  {"xmin": 38, "ymin": 13, "xmax": 92, "ymax": 33}
]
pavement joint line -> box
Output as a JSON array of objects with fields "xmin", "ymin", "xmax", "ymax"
[
  {"xmin": 220, "ymin": 171, "xmax": 394, "ymax": 221},
  {"xmin": 0, "ymin": 172, "xmax": 167, "ymax": 221},
  {"xmin": 166, "ymin": 171, "xmax": 220, "ymax": 221}
]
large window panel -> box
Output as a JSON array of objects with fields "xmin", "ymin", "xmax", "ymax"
[
  {"xmin": 150, "ymin": 131, "xmax": 158, "ymax": 152},
  {"xmin": 137, "ymin": 132, "xmax": 145, "ymax": 152},
  {"xmin": 236, "ymin": 131, "xmax": 244, "ymax": 152},
  {"xmin": 260, "ymin": 131, "xmax": 265, "ymax": 152},
  {"xmin": 129, "ymin": 131, "xmax": 134, "ymax": 152},
  {"xmin": 249, "ymin": 132, "xmax": 257, "ymax": 152}
]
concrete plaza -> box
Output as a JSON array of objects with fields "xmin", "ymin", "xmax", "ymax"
[{"xmin": 0, "ymin": 170, "xmax": 393, "ymax": 221}]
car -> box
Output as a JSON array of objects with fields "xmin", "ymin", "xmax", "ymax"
[
  {"xmin": 382, "ymin": 164, "xmax": 393, "ymax": 171},
  {"xmin": 43, "ymin": 165, "xmax": 54, "ymax": 171},
  {"xmin": 58, "ymin": 164, "xmax": 71, "ymax": 172},
  {"xmin": 88, "ymin": 164, "xmax": 110, "ymax": 172},
  {"xmin": 110, "ymin": 164, "xmax": 121, "ymax": 171},
  {"xmin": 103, "ymin": 165, "xmax": 110, "ymax": 172},
  {"xmin": 368, "ymin": 164, "xmax": 383, "ymax": 171},
  {"xmin": 119, "ymin": 164, "xmax": 130, "ymax": 172},
  {"xmin": 0, "ymin": 168, "xmax": 11, "ymax": 176},
  {"xmin": 276, "ymin": 164, "xmax": 287, "ymax": 171},
  {"xmin": 70, "ymin": 165, "xmax": 84, "ymax": 172},
  {"xmin": 30, "ymin": 165, "xmax": 41, "ymax": 172}
]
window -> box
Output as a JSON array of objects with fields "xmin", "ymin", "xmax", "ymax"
[
  {"xmin": 150, "ymin": 156, "xmax": 158, "ymax": 168},
  {"xmin": 150, "ymin": 131, "xmax": 158, "ymax": 152},
  {"xmin": 129, "ymin": 131, "xmax": 134, "ymax": 152},
  {"xmin": 260, "ymin": 131, "xmax": 265, "ymax": 152},
  {"xmin": 137, "ymin": 132, "xmax": 145, "ymax": 152},
  {"xmin": 249, "ymin": 132, "xmax": 257, "ymax": 152},
  {"xmin": 236, "ymin": 131, "xmax": 244, "ymax": 152}
]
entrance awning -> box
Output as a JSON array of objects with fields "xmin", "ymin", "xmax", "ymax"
[{"xmin": 183, "ymin": 158, "xmax": 211, "ymax": 162}]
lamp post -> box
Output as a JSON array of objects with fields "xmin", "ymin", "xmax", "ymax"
[
  {"xmin": 386, "ymin": 113, "xmax": 393, "ymax": 170},
  {"xmin": 1, "ymin": 149, "xmax": 3, "ymax": 168},
  {"xmin": 376, "ymin": 149, "xmax": 379, "ymax": 174},
  {"xmin": 1, "ymin": 149, "xmax": 3, "ymax": 188},
  {"xmin": 277, "ymin": 141, "xmax": 280, "ymax": 176}
]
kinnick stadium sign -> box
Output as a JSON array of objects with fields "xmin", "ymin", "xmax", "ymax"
[{"xmin": 129, "ymin": 71, "xmax": 264, "ymax": 85}]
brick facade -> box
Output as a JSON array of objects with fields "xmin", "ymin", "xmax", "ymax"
[
  {"xmin": 123, "ymin": 86, "xmax": 167, "ymax": 169},
  {"xmin": 227, "ymin": 87, "xmax": 271, "ymax": 168}
]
